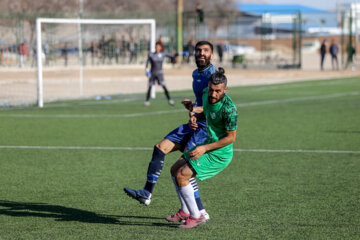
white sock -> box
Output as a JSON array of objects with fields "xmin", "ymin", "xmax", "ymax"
[
  {"xmin": 179, "ymin": 183, "xmax": 201, "ymax": 218},
  {"xmin": 172, "ymin": 176, "xmax": 189, "ymax": 214}
]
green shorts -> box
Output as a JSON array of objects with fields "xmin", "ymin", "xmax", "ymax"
[{"xmin": 184, "ymin": 147, "xmax": 233, "ymax": 181}]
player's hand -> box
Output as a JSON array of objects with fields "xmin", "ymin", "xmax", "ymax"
[
  {"xmin": 145, "ymin": 69, "xmax": 151, "ymax": 77},
  {"xmin": 189, "ymin": 115, "xmax": 198, "ymax": 130},
  {"xmin": 189, "ymin": 146, "xmax": 206, "ymax": 160},
  {"xmin": 181, "ymin": 99, "xmax": 193, "ymax": 111}
]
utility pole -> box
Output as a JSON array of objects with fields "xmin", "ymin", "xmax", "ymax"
[
  {"xmin": 355, "ymin": 0, "xmax": 358, "ymax": 51},
  {"xmin": 177, "ymin": 0, "xmax": 183, "ymax": 54},
  {"xmin": 337, "ymin": 0, "xmax": 341, "ymax": 27}
]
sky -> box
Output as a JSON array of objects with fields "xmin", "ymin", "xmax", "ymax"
[{"xmin": 265, "ymin": 0, "xmax": 354, "ymax": 11}]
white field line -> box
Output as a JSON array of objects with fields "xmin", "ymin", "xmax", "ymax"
[
  {"xmin": 236, "ymin": 91, "xmax": 360, "ymax": 107},
  {"xmin": 0, "ymin": 145, "xmax": 359, "ymax": 154},
  {"xmin": 0, "ymin": 96, "xmax": 141, "ymax": 111},
  {"xmin": 0, "ymin": 91, "xmax": 358, "ymax": 119},
  {"xmin": 0, "ymin": 109, "xmax": 187, "ymax": 118},
  {"xmin": 250, "ymin": 78, "xmax": 360, "ymax": 92}
]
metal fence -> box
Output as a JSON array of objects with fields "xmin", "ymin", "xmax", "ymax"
[{"xmin": 0, "ymin": 9, "xmax": 352, "ymax": 70}]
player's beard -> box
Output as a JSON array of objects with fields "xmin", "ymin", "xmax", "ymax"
[
  {"xmin": 208, "ymin": 93, "xmax": 225, "ymax": 104},
  {"xmin": 195, "ymin": 55, "xmax": 211, "ymax": 69}
]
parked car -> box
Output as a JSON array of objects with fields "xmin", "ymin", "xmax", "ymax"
[
  {"xmin": 225, "ymin": 43, "xmax": 256, "ymax": 55},
  {"xmin": 302, "ymin": 40, "xmax": 321, "ymax": 53}
]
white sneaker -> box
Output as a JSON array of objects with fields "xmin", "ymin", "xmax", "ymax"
[
  {"xmin": 144, "ymin": 101, "xmax": 150, "ymax": 107},
  {"xmin": 200, "ymin": 209, "xmax": 210, "ymax": 221},
  {"xmin": 168, "ymin": 99, "xmax": 175, "ymax": 106},
  {"xmin": 124, "ymin": 188, "xmax": 152, "ymax": 206}
]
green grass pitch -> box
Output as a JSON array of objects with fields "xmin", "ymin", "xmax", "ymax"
[{"xmin": 0, "ymin": 76, "xmax": 359, "ymax": 239}]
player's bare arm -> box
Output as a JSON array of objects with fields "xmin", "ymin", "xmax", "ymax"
[
  {"xmin": 181, "ymin": 99, "xmax": 193, "ymax": 111},
  {"xmin": 188, "ymin": 111, "xmax": 205, "ymax": 130},
  {"xmin": 189, "ymin": 130, "xmax": 237, "ymax": 160}
]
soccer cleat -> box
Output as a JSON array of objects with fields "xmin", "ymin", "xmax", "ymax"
[
  {"xmin": 200, "ymin": 209, "xmax": 210, "ymax": 221},
  {"xmin": 168, "ymin": 99, "xmax": 175, "ymax": 106},
  {"xmin": 144, "ymin": 101, "xmax": 150, "ymax": 107},
  {"xmin": 123, "ymin": 188, "xmax": 151, "ymax": 206},
  {"xmin": 178, "ymin": 214, "xmax": 206, "ymax": 229},
  {"xmin": 165, "ymin": 209, "xmax": 190, "ymax": 223}
]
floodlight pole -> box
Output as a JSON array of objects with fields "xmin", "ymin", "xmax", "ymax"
[{"xmin": 177, "ymin": 0, "xmax": 183, "ymax": 54}]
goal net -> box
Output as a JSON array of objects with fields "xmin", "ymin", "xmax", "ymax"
[{"xmin": 34, "ymin": 18, "xmax": 156, "ymax": 108}]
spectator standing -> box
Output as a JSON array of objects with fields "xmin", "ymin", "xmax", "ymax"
[
  {"xmin": 196, "ymin": 3, "xmax": 204, "ymax": 23},
  {"xmin": 186, "ymin": 39, "xmax": 195, "ymax": 64},
  {"xmin": 129, "ymin": 38, "xmax": 137, "ymax": 64},
  {"xmin": 108, "ymin": 39, "xmax": 116, "ymax": 64},
  {"xmin": 120, "ymin": 35, "xmax": 128, "ymax": 64},
  {"xmin": 88, "ymin": 41, "xmax": 98, "ymax": 65},
  {"xmin": 329, "ymin": 39, "xmax": 339, "ymax": 70},
  {"xmin": 216, "ymin": 43, "xmax": 224, "ymax": 64},
  {"xmin": 320, "ymin": 39, "xmax": 327, "ymax": 70},
  {"xmin": 0, "ymin": 48, "xmax": 3, "ymax": 66},
  {"xmin": 43, "ymin": 43, "xmax": 50, "ymax": 66},
  {"xmin": 98, "ymin": 35, "xmax": 107, "ymax": 64},
  {"xmin": 115, "ymin": 41, "xmax": 121, "ymax": 64},
  {"xmin": 346, "ymin": 43, "xmax": 356, "ymax": 68},
  {"xmin": 61, "ymin": 43, "xmax": 68, "ymax": 67}
]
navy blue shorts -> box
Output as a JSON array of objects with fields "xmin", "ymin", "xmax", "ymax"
[{"xmin": 165, "ymin": 122, "xmax": 207, "ymax": 152}]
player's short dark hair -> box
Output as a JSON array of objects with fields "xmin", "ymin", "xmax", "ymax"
[
  {"xmin": 209, "ymin": 67, "xmax": 227, "ymax": 87},
  {"xmin": 195, "ymin": 40, "xmax": 213, "ymax": 52}
]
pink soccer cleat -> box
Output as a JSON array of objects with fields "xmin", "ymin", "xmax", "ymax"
[
  {"xmin": 178, "ymin": 214, "xmax": 206, "ymax": 229},
  {"xmin": 165, "ymin": 209, "xmax": 190, "ymax": 223}
]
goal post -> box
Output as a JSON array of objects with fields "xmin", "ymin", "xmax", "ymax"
[{"xmin": 36, "ymin": 18, "xmax": 156, "ymax": 108}]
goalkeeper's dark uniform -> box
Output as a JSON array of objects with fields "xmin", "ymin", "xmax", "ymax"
[{"xmin": 145, "ymin": 51, "xmax": 174, "ymax": 103}]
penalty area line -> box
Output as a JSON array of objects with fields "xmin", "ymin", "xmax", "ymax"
[{"xmin": 0, "ymin": 145, "xmax": 359, "ymax": 154}]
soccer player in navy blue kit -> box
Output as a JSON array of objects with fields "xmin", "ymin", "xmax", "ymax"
[
  {"xmin": 144, "ymin": 42, "xmax": 175, "ymax": 106},
  {"xmin": 124, "ymin": 41, "xmax": 216, "ymax": 220}
]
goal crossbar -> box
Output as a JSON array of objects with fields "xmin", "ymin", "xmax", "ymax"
[{"xmin": 36, "ymin": 18, "xmax": 156, "ymax": 107}]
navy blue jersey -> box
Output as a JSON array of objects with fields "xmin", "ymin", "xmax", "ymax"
[
  {"xmin": 164, "ymin": 64, "xmax": 216, "ymax": 150},
  {"xmin": 146, "ymin": 52, "xmax": 173, "ymax": 74},
  {"xmin": 192, "ymin": 64, "xmax": 217, "ymax": 107}
]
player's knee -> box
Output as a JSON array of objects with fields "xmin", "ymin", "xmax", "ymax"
[
  {"xmin": 155, "ymin": 143, "xmax": 167, "ymax": 154},
  {"xmin": 175, "ymin": 170, "xmax": 184, "ymax": 185},
  {"xmin": 175, "ymin": 167, "xmax": 188, "ymax": 185},
  {"xmin": 155, "ymin": 142, "xmax": 161, "ymax": 149},
  {"xmin": 155, "ymin": 140, "xmax": 173, "ymax": 154}
]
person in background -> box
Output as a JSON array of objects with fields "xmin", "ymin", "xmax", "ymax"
[
  {"xmin": 329, "ymin": 39, "xmax": 339, "ymax": 70},
  {"xmin": 320, "ymin": 39, "xmax": 327, "ymax": 70},
  {"xmin": 216, "ymin": 42, "xmax": 224, "ymax": 64},
  {"xmin": 143, "ymin": 42, "xmax": 175, "ymax": 106}
]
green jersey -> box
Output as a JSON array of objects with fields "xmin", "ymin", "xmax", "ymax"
[
  {"xmin": 202, "ymin": 87, "xmax": 238, "ymax": 157},
  {"xmin": 184, "ymin": 87, "xmax": 238, "ymax": 181}
]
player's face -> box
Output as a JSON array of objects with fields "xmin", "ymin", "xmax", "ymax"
[
  {"xmin": 208, "ymin": 83, "xmax": 227, "ymax": 104},
  {"xmin": 155, "ymin": 44, "xmax": 162, "ymax": 53},
  {"xmin": 195, "ymin": 44, "xmax": 213, "ymax": 69}
]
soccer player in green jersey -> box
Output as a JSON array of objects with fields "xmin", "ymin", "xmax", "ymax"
[{"xmin": 166, "ymin": 67, "xmax": 238, "ymax": 228}]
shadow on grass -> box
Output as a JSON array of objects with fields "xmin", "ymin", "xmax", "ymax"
[{"xmin": 0, "ymin": 200, "xmax": 177, "ymax": 228}]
